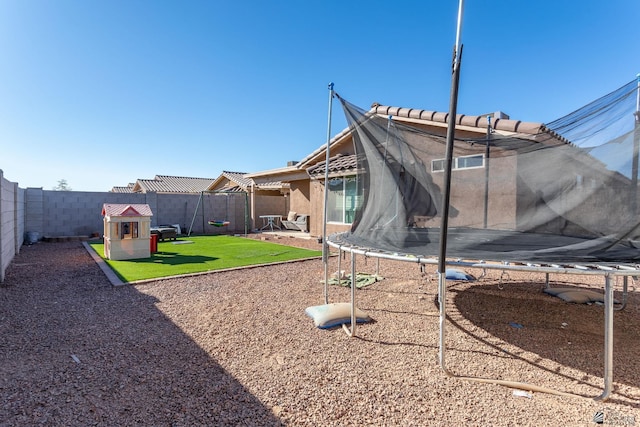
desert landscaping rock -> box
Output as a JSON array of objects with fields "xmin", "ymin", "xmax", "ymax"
[{"xmin": 1, "ymin": 238, "xmax": 638, "ymax": 426}]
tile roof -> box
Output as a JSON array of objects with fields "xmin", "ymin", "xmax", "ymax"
[
  {"xmin": 110, "ymin": 185, "xmax": 135, "ymax": 193},
  {"xmin": 120, "ymin": 175, "xmax": 217, "ymax": 193},
  {"xmin": 212, "ymin": 171, "xmax": 287, "ymax": 192},
  {"xmin": 112, "ymin": 171, "xmax": 288, "ymax": 194},
  {"xmin": 102, "ymin": 203, "xmax": 153, "ymax": 217},
  {"xmin": 307, "ymin": 153, "xmax": 358, "ymax": 177},
  {"xmin": 149, "ymin": 175, "xmax": 217, "ymax": 193},
  {"xmin": 256, "ymin": 180, "xmax": 290, "ymax": 190},
  {"xmin": 371, "ymin": 104, "xmax": 544, "ymax": 134},
  {"xmin": 296, "ymin": 103, "xmax": 545, "ymax": 172},
  {"xmin": 220, "ymin": 171, "xmax": 252, "ymax": 189}
]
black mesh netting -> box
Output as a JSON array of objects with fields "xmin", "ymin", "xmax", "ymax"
[{"xmin": 329, "ymin": 79, "xmax": 640, "ymax": 263}]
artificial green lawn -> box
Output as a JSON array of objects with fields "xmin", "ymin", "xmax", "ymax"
[{"xmin": 89, "ymin": 235, "xmax": 322, "ymax": 282}]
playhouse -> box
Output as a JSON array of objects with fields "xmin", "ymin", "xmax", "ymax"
[{"xmin": 102, "ymin": 203, "xmax": 153, "ymax": 260}]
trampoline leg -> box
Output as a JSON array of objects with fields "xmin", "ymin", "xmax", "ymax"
[
  {"xmin": 545, "ymin": 273, "xmax": 550, "ymax": 289},
  {"xmin": 596, "ymin": 274, "xmax": 614, "ymax": 401},
  {"xmin": 343, "ymin": 251, "xmax": 357, "ymax": 337},
  {"xmin": 438, "ymin": 272, "xmax": 452, "ymax": 376},
  {"xmin": 614, "ymin": 277, "xmax": 629, "ymax": 311},
  {"xmin": 323, "ymin": 244, "xmax": 330, "ymax": 305},
  {"xmin": 337, "ymin": 247, "xmax": 342, "ymax": 286}
]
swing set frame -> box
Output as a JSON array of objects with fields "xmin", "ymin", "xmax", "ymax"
[{"xmin": 187, "ymin": 190, "xmax": 249, "ymax": 237}]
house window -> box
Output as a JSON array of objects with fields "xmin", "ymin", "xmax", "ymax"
[
  {"xmin": 432, "ymin": 154, "xmax": 484, "ymax": 172},
  {"xmin": 432, "ymin": 159, "xmax": 446, "ymax": 172},
  {"xmin": 120, "ymin": 221, "xmax": 139, "ymax": 239},
  {"xmin": 327, "ymin": 176, "xmax": 363, "ymax": 224}
]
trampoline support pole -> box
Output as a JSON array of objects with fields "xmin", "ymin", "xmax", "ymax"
[
  {"xmin": 322, "ymin": 82, "xmax": 334, "ymax": 305},
  {"xmin": 633, "ymin": 74, "xmax": 640, "ymax": 214},
  {"xmin": 438, "ymin": 272, "xmax": 451, "ymax": 375},
  {"xmin": 342, "ymin": 251, "xmax": 357, "ymax": 337},
  {"xmin": 597, "ymin": 274, "xmax": 614, "ymax": 401},
  {"xmin": 437, "ymin": 0, "xmax": 464, "ymax": 376}
]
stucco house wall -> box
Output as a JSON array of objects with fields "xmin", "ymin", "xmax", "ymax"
[
  {"xmin": 286, "ymin": 180, "xmax": 311, "ymax": 223},
  {"xmin": 252, "ymin": 192, "xmax": 287, "ymax": 230}
]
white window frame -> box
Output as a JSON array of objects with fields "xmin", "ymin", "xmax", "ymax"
[
  {"xmin": 432, "ymin": 154, "xmax": 485, "ymax": 172},
  {"xmin": 326, "ymin": 175, "xmax": 362, "ymax": 225}
]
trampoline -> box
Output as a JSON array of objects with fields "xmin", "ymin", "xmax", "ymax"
[{"xmin": 320, "ymin": 75, "xmax": 640, "ymax": 401}]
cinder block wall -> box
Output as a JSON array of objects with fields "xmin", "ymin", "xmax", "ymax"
[
  {"xmin": 23, "ymin": 190, "xmax": 250, "ymax": 238},
  {"xmin": 34, "ymin": 190, "xmax": 150, "ymax": 237},
  {"xmin": 185, "ymin": 193, "xmax": 249, "ymax": 235},
  {"xmin": 0, "ymin": 182, "xmax": 252, "ymax": 282},
  {"xmin": 25, "ymin": 188, "xmax": 44, "ymax": 239},
  {"xmin": 1, "ymin": 171, "xmax": 24, "ymax": 283}
]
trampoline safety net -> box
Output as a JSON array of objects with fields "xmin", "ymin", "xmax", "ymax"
[{"xmin": 330, "ymin": 79, "xmax": 640, "ymax": 264}]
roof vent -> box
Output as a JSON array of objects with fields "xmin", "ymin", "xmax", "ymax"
[{"xmin": 483, "ymin": 111, "xmax": 510, "ymax": 119}]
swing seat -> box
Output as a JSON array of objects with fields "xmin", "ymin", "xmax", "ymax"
[{"xmin": 208, "ymin": 220, "xmax": 230, "ymax": 227}]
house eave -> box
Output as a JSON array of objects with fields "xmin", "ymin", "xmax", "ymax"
[{"xmin": 246, "ymin": 167, "xmax": 310, "ymax": 183}]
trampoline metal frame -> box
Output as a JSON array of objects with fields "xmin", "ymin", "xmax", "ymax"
[{"xmin": 326, "ymin": 240, "xmax": 638, "ymax": 401}]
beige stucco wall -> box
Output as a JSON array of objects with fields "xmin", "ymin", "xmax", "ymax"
[
  {"xmin": 250, "ymin": 190, "xmax": 287, "ymax": 230},
  {"xmin": 307, "ymin": 179, "xmax": 351, "ymax": 237},
  {"xmin": 287, "ymin": 180, "xmax": 310, "ymax": 215},
  {"xmin": 302, "ymin": 139, "xmax": 523, "ymax": 237},
  {"xmin": 418, "ymin": 153, "xmax": 518, "ymax": 230}
]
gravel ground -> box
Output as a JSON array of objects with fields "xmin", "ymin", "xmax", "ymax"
[{"xmin": 1, "ymin": 235, "xmax": 639, "ymax": 426}]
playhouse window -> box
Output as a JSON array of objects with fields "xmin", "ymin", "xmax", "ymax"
[{"xmin": 120, "ymin": 221, "xmax": 139, "ymax": 239}]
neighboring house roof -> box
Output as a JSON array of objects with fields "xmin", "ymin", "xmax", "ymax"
[
  {"xmin": 110, "ymin": 183, "xmax": 135, "ymax": 193},
  {"xmin": 223, "ymin": 171, "xmax": 252, "ymax": 189},
  {"xmin": 136, "ymin": 175, "xmax": 216, "ymax": 193},
  {"xmin": 109, "ymin": 175, "xmax": 217, "ymax": 193},
  {"xmin": 209, "ymin": 171, "xmax": 251, "ymax": 192},
  {"xmin": 102, "ymin": 203, "xmax": 153, "ymax": 217},
  {"xmin": 210, "ymin": 170, "xmax": 289, "ymax": 192},
  {"xmin": 256, "ymin": 180, "xmax": 290, "ymax": 191},
  {"xmin": 110, "ymin": 171, "xmax": 287, "ymax": 194},
  {"xmin": 244, "ymin": 165, "xmax": 308, "ymax": 183}
]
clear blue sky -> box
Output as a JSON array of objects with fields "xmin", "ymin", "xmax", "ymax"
[{"xmin": 1, "ymin": 0, "xmax": 639, "ymax": 191}]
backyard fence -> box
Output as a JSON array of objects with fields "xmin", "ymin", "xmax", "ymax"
[{"xmin": 0, "ymin": 170, "xmax": 249, "ymax": 283}]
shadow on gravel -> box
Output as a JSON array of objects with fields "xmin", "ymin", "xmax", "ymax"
[
  {"xmin": 0, "ymin": 242, "xmax": 283, "ymax": 426},
  {"xmin": 449, "ymin": 281, "xmax": 640, "ymax": 407}
]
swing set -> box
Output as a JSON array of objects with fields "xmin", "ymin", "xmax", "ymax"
[{"xmin": 187, "ymin": 190, "xmax": 249, "ymax": 236}]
